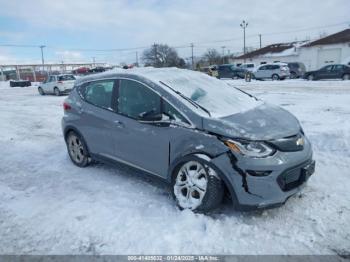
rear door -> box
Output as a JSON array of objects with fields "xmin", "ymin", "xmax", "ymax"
[{"xmin": 77, "ymin": 79, "xmax": 117, "ymax": 156}]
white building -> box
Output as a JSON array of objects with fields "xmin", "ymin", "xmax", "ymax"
[{"xmin": 231, "ymin": 29, "xmax": 350, "ymax": 71}]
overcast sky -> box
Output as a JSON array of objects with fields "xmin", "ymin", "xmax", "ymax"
[{"xmin": 0, "ymin": 0, "xmax": 349, "ymax": 65}]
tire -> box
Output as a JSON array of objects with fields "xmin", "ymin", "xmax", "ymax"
[
  {"xmin": 308, "ymin": 74, "xmax": 314, "ymax": 81},
  {"xmin": 65, "ymin": 131, "xmax": 90, "ymax": 167},
  {"xmin": 290, "ymin": 72, "xmax": 297, "ymax": 79},
  {"xmin": 54, "ymin": 87, "xmax": 61, "ymax": 96},
  {"xmin": 172, "ymin": 157, "xmax": 224, "ymax": 213},
  {"xmin": 272, "ymin": 74, "xmax": 280, "ymax": 81},
  {"xmin": 343, "ymin": 74, "xmax": 350, "ymax": 80},
  {"xmin": 38, "ymin": 87, "xmax": 45, "ymax": 95}
]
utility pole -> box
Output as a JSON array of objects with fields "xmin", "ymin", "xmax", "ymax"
[
  {"xmin": 92, "ymin": 57, "xmax": 96, "ymax": 67},
  {"xmin": 259, "ymin": 34, "xmax": 262, "ymax": 49},
  {"xmin": 221, "ymin": 46, "xmax": 226, "ymax": 64},
  {"xmin": 190, "ymin": 43, "xmax": 194, "ymax": 70},
  {"xmin": 135, "ymin": 51, "xmax": 139, "ymax": 67},
  {"xmin": 240, "ymin": 20, "xmax": 248, "ymax": 62},
  {"xmin": 39, "ymin": 45, "xmax": 45, "ymax": 71},
  {"xmin": 153, "ymin": 43, "xmax": 157, "ymax": 67}
]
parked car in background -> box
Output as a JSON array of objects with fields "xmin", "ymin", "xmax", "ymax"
[
  {"xmin": 62, "ymin": 68, "xmax": 314, "ymax": 213},
  {"xmin": 254, "ymin": 63, "xmax": 290, "ymax": 80},
  {"xmin": 89, "ymin": 67, "xmax": 106, "ymax": 73},
  {"xmin": 239, "ymin": 63, "xmax": 256, "ymax": 72},
  {"xmin": 217, "ymin": 64, "xmax": 247, "ymax": 79},
  {"xmin": 304, "ymin": 64, "xmax": 350, "ymax": 81},
  {"xmin": 200, "ymin": 65, "xmax": 218, "ymax": 77},
  {"xmin": 287, "ymin": 62, "xmax": 306, "ymax": 79},
  {"xmin": 38, "ymin": 74, "xmax": 76, "ymax": 96},
  {"xmin": 72, "ymin": 67, "xmax": 90, "ymax": 75},
  {"xmin": 9, "ymin": 80, "xmax": 31, "ymax": 87}
]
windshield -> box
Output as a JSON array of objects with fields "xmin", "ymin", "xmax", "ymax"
[{"xmin": 134, "ymin": 68, "xmax": 262, "ymax": 118}]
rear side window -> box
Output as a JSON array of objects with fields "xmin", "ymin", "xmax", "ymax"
[
  {"xmin": 58, "ymin": 75, "xmax": 76, "ymax": 81},
  {"xmin": 82, "ymin": 80, "xmax": 115, "ymax": 110},
  {"xmin": 118, "ymin": 79, "xmax": 161, "ymax": 120}
]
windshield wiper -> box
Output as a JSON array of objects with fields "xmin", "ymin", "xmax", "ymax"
[
  {"xmin": 234, "ymin": 87, "xmax": 259, "ymax": 101},
  {"xmin": 159, "ymin": 81, "xmax": 211, "ymax": 117}
]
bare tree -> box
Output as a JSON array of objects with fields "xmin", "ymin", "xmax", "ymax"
[
  {"xmin": 142, "ymin": 44, "xmax": 185, "ymax": 68},
  {"xmin": 203, "ymin": 48, "xmax": 222, "ymax": 65}
]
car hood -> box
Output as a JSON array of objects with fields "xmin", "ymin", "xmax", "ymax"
[{"xmin": 203, "ymin": 103, "xmax": 300, "ymax": 140}]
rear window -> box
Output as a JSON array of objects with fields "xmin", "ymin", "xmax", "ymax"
[{"xmin": 58, "ymin": 75, "xmax": 76, "ymax": 81}]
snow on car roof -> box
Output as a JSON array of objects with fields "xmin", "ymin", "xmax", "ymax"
[{"xmin": 119, "ymin": 67, "xmax": 262, "ymax": 118}]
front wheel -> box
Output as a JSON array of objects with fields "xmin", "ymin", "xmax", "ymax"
[
  {"xmin": 343, "ymin": 74, "xmax": 350, "ymax": 80},
  {"xmin": 172, "ymin": 158, "xmax": 224, "ymax": 213},
  {"xmin": 66, "ymin": 131, "xmax": 90, "ymax": 167},
  {"xmin": 38, "ymin": 87, "xmax": 45, "ymax": 95},
  {"xmin": 290, "ymin": 72, "xmax": 297, "ymax": 79},
  {"xmin": 308, "ymin": 74, "xmax": 314, "ymax": 81},
  {"xmin": 54, "ymin": 87, "xmax": 61, "ymax": 96}
]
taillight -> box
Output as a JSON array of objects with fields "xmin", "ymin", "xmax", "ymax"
[{"xmin": 63, "ymin": 102, "xmax": 71, "ymax": 111}]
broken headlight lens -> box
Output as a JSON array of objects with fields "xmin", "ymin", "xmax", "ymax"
[{"xmin": 223, "ymin": 139, "xmax": 275, "ymax": 158}]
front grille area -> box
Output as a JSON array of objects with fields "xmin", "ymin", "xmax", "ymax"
[
  {"xmin": 277, "ymin": 160, "xmax": 315, "ymax": 191},
  {"xmin": 269, "ymin": 133, "xmax": 304, "ymax": 152}
]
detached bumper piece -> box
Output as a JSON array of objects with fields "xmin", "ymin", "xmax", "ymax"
[{"xmin": 277, "ymin": 160, "xmax": 315, "ymax": 191}]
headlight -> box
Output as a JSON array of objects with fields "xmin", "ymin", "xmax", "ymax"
[{"xmin": 223, "ymin": 139, "xmax": 275, "ymax": 158}]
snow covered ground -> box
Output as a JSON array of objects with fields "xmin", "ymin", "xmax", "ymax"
[{"xmin": 0, "ymin": 79, "xmax": 349, "ymax": 255}]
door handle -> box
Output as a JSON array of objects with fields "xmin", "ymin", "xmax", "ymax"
[{"xmin": 113, "ymin": 120, "xmax": 124, "ymax": 128}]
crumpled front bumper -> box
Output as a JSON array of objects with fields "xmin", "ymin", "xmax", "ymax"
[{"xmin": 211, "ymin": 138, "xmax": 315, "ymax": 211}]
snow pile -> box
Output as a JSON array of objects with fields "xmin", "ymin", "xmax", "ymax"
[{"xmin": 0, "ymin": 80, "xmax": 349, "ymax": 255}]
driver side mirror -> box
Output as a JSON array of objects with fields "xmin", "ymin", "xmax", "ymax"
[{"xmin": 138, "ymin": 109, "xmax": 162, "ymax": 122}]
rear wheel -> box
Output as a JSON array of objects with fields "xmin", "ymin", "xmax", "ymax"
[
  {"xmin": 38, "ymin": 87, "xmax": 45, "ymax": 95},
  {"xmin": 272, "ymin": 74, "xmax": 280, "ymax": 81},
  {"xmin": 54, "ymin": 87, "xmax": 60, "ymax": 96},
  {"xmin": 343, "ymin": 74, "xmax": 350, "ymax": 80},
  {"xmin": 308, "ymin": 74, "xmax": 314, "ymax": 81},
  {"xmin": 66, "ymin": 131, "xmax": 90, "ymax": 167},
  {"xmin": 172, "ymin": 158, "xmax": 224, "ymax": 213}
]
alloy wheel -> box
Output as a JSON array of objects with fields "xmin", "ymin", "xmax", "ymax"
[
  {"xmin": 174, "ymin": 161, "xmax": 208, "ymax": 210},
  {"xmin": 67, "ymin": 134, "xmax": 85, "ymax": 164}
]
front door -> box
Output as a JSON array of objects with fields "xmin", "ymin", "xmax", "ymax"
[
  {"xmin": 111, "ymin": 79, "xmax": 172, "ymax": 178},
  {"xmin": 317, "ymin": 65, "xmax": 333, "ymax": 79}
]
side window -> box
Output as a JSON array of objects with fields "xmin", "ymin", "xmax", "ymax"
[
  {"xmin": 163, "ymin": 101, "xmax": 189, "ymax": 125},
  {"xmin": 83, "ymin": 80, "xmax": 114, "ymax": 110},
  {"xmin": 333, "ymin": 65, "xmax": 343, "ymax": 71},
  {"xmin": 118, "ymin": 79, "xmax": 161, "ymax": 120},
  {"xmin": 49, "ymin": 76, "xmax": 56, "ymax": 82},
  {"xmin": 322, "ymin": 65, "xmax": 333, "ymax": 71},
  {"xmin": 259, "ymin": 65, "xmax": 267, "ymax": 70}
]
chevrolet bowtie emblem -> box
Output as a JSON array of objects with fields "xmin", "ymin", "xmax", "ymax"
[{"xmin": 296, "ymin": 137, "xmax": 304, "ymax": 146}]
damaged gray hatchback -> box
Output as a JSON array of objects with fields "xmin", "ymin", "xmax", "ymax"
[{"xmin": 62, "ymin": 68, "xmax": 315, "ymax": 212}]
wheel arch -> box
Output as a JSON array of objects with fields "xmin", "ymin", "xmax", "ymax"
[
  {"xmin": 168, "ymin": 152, "xmax": 238, "ymax": 207},
  {"xmin": 63, "ymin": 125, "xmax": 91, "ymax": 156}
]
